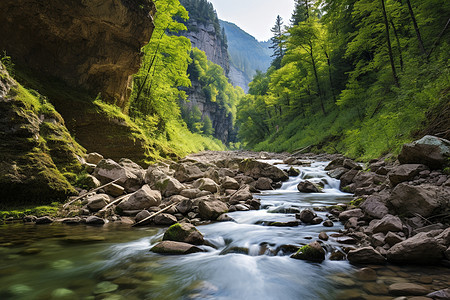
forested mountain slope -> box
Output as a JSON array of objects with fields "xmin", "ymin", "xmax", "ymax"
[{"xmin": 237, "ymin": 0, "xmax": 450, "ymax": 160}]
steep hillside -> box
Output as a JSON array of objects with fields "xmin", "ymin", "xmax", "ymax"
[{"xmin": 220, "ymin": 20, "xmax": 272, "ymax": 92}]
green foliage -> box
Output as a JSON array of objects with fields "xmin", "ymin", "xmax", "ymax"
[
  {"xmin": 238, "ymin": 0, "xmax": 450, "ymax": 160},
  {"xmin": 0, "ymin": 203, "xmax": 60, "ymax": 220}
]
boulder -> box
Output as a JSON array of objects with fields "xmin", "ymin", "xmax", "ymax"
[
  {"xmin": 338, "ymin": 209, "xmax": 363, "ymax": 222},
  {"xmin": 79, "ymin": 175, "xmax": 101, "ymax": 190},
  {"xmin": 360, "ymin": 195, "xmax": 389, "ymax": 219},
  {"xmin": 86, "ymin": 152, "xmax": 104, "ymax": 165},
  {"xmin": 87, "ymin": 194, "xmax": 110, "ymax": 212},
  {"xmin": 291, "ymin": 242, "xmax": 325, "ymax": 262},
  {"xmin": 163, "ymin": 223, "xmax": 204, "ymax": 245},
  {"xmin": 255, "ymin": 177, "xmax": 273, "ymax": 190},
  {"xmin": 319, "ymin": 232, "xmax": 329, "ymax": 241},
  {"xmin": 86, "ymin": 216, "xmax": 105, "ymax": 225},
  {"xmin": 150, "ymin": 241, "xmax": 203, "ymax": 255},
  {"xmin": 384, "ymin": 232, "xmax": 405, "ymax": 246},
  {"xmin": 297, "ymin": 209, "xmax": 316, "ymax": 223},
  {"xmin": 104, "ymin": 183, "xmax": 124, "ymax": 197},
  {"xmin": 340, "ymin": 169, "xmax": 359, "ymax": 189},
  {"xmin": 347, "ymin": 247, "xmax": 386, "ymax": 265},
  {"xmin": 297, "ymin": 180, "xmax": 321, "ymax": 193},
  {"xmin": 239, "ymin": 159, "xmax": 289, "ymax": 181},
  {"xmin": 343, "ymin": 159, "xmax": 362, "ymax": 170},
  {"xmin": 368, "ymin": 214, "xmax": 403, "ymax": 234},
  {"xmin": 325, "ymin": 158, "xmax": 345, "ymax": 171},
  {"xmin": 154, "ymin": 176, "xmax": 184, "ymax": 197},
  {"xmin": 93, "ymin": 159, "xmax": 143, "ymax": 192},
  {"xmin": 180, "ymin": 188, "xmax": 202, "ymax": 199},
  {"xmin": 328, "ymin": 167, "xmax": 348, "ymax": 179},
  {"xmin": 436, "ymin": 228, "xmax": 450, "ymax": 246},
  {"xmin": 388, "ymin": 164, "xmax": 428, "ymax": 186},
  {"xmin": 35, "ymin": 216, "xmax": 54, "ymax": 224},
  {"xmin": 389, "ymin": 183, "xmax": 449, "ymax": 217},
  {"xmin": 117, "ymin": 185, "xmax": 161, "ymax": 211},
  {"xmin": 176, "ymin": 198, "xmax": 193, "ymax": 215},
  {"xmin": 386, "ymin": 232, "xmax": 445, "ymax": 264},
  {"xmin": 193, "ymin": 178, "xmax": 219, "ymax": 193},
  {"xmin": 135, "ymin": 210, "xmax": 152, "ymax": 225},
  {"xmin": 153, "ymin": 213, "xmax": 177, "ymax": 226},
  {"xmin": 323, "ymin": 220, "xmax": 334, "ymax": 227},
  {"xmin": 221, "ymin": 176, "xmax": 240, "ymax": 190},
  {"xmin": 287, "ymin": 167, "xmax": 300, "ymax": 177},
  {"xmin": 173, "ymin": 163, "xmax": 204, "ymax": 183},
  {"xmin": 198, "ymin": 200, "xmax": 228, "ymax": 220},
  {"xmin": 388, "ymin": 283, "xmax": 430, "ymax": 296},
  {"xmin": 427, "ymin": 288, "xmax": 450, "ymax": 300},
  {"xmin": 398, "ymin": 135, "xmax": 450, "ymax": 169},
  {"xmin": 229, "ymin": 186, "xmax": 253, "ymax": 204}
]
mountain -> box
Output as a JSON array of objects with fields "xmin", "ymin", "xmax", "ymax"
[{"xmin": 220, "ymin": 20, "xmax": 272, "ymax": 92}]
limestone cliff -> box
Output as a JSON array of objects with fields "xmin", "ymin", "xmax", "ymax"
[
  {"xmin": 0, "ymin": 0, "xmax": 155, "ymax": 107},
  {"xmin": 0, "ymin": 63, "xmax": 85, "ymax": 207}
]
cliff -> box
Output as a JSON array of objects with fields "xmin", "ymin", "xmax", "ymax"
[{"xmin": 0, "ymin": 0, "xmax": 155, "ymax": 107}]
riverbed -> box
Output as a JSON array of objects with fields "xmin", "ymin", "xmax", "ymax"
[{"xmin": 0, "ymin": 161, "xmax": 448, "ymax": 300}]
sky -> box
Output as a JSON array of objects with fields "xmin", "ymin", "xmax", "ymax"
[{"xmin": 208, "ymin": 0, "xmax": 295, "ymax": 41}]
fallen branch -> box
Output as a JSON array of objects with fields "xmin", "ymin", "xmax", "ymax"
[
  {"xmin": 63, "ymin": 179, "xmax": 121, "ymax": 209},
  {"xmin": 99, "ymin": 191, "xmax": 137, "ymax": 212},
  {"xmin": 132, "ymin": 202, "xmax": 177, "ymax": 227}
]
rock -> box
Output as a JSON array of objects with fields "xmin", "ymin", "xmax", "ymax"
[
  {"xmin": 360, "ymin": 195, "xmax": 389, "ymax": 219},
  {"xmin": 325, "ymin": 158, "xmax": 345, "ymax": 170},
  {"xmin": 50, "ymin": 288, "xmax": 77, "ymax": 299},
  {"xmin": 104, "ymin": 183, "xmax": 125, "ymax": 197},
  {"xmin": 217, "ymin": 213, "xmax": 234, "ymax": 222},
  {"xmin": 343, "ymin": 159, "xmax": 362, "ymax": 170},
  {"xmin": 23, "ymin": 215, "xmax": 37, "ymax": 223},
  {"xmin": 117, "ymin": 185, "xmax": 161, "ymax": 211},
  {"xmin": 328, "ymin": 167, "xmax": 348, "ymax": 179},
  {"xmin": 173, "ymin": 163, "xmax": 204, "ymax": 183},
  {"xmin": 154, "ymin": 176, "xmax": 184, "ymax": 197},
  {"xmin": 268, "ymin": 221, "xmax": 300, "ymax": 227},
  {"xmin": 176, "ymin": 198, "xmax": 193, "ymax": 215},
  {"xmin": 389, "ymin": 183, "xmax": 449, "ymax": 217},
  {"xmin": 336, "ymin": 236, "xmax": 358, "ymax": 244},
  {"xmin": 384, "ymin": 232, "xmax": 405, "ymax": 246},
  {"xmin": 255, "ymin": 177, "xmax": 273, "ymax": 190},
  {"xmin": 193, "ymin": 178, "xmax": 219, "ymax": 193},
  {"xmin": 388, "ymin": 283, "xmax": 430, "ymax": 296},
  {"xmin": 221, "ymin": 176, "xmax": 240, "ymax": 190},
  {"xmin": 436, "ymin": 228, "xmax": 450, "ymax": 246},
  {"xmin": 291, "ymin": 242, "xmax": 325, "ymax": 262},
  {"xmin": 79, "ymin": 175, "xmax": 101, "ymax": 190},
  {"xmin": 388, "ymin": 164, "xmax": 428, "ymax": 186},
  {"xmin": 297, "ymin": 180, "xmax": 321, "ymax": 193},
  {"xmin": 153, "ymin": 213, "xmax": 177, "ymax": 226},
  {"xmin": 398, "ymin": 135, "xmax": 450, "ymax": 169},
  {"xmin": 311, "ymin": 216, "xmax": 324, "ymax": 224},
  {"xmin": 323, "ymin": 220, "xmax": 334, "ymax": 227},
  {"xmin": 329, "ymin": 251, "xmax": 346, "ymax": 260},
  {"xmin": 35, "ymin": 216, "xmax": 54, "ymax": 224},
  {"xmin": 163, "ymin": 223, "xmax": 204, "ymax": 245},
  {"xmin": 319, "ymin": 232, "xmax": 329, "ymax": 241},
  {"xmin": 338, "ymin": 209, "xmax": 363, "ymax": 222},
  {"xmin": 198, "ymin": 200, "xmax": 228, "ymax": 220},
  {"xmin": 86, "ymin": 152, "xmax": 104, "ymax": 165},
  {"xmin": 93, "ymin": 159, "xmax": 143, "ymax": 192},
  {"xmin": 368, "ymin": 214, "xmax": 403, "ymax": 234},
  {"xmin": 135, "ymin": 210, "xmax": 152, "ymax": 225},
  {"xmin": 180, "ymin": 188, "xmax": 202, "ymax": 199},
  {"xmin": 356, "ymin": 267, "xmax": 377, "ymax": 281},
  {"xmin": 297, "ymin": 209, "xmax": 316, "ymax": 223},
  {"xmin": 427, "ymin": 288, "xmax": 450, "ymax": 300},
  {"xmin": 371, "ymin": 233, "xmax": 386, "ymax": 247},
  {"xmin": 93, "ymin": 281, "xmax": 119, "ymax": 295},
  {"xmin": 229, "ymin": 186, "xmax": 253, "ymax": 204},
  {"xmin": 340, "ymin": 169, "xmax": 359, "ymax": 189},
  {"xmin": 86, "ymin": 216, "xmax": 105, "ymax": 225},
  {"xmin": 287, "ymin": 167, "xmax": 300, "ymax": 177},
  {"xmin": 150, "ymin": 241, "xmax": 203, "ymax": 255},
  {"xmin": 87, "ymin": 194, "xmax": 110, "ymax": 212},
  {"xmin": 386, "ymin": 232, "xmax": 445, "ymax": 264},
  {"xmin": 347, "ymin": 247, "xmax": 386, "ymax": 265},
  {"xmin": 239, "ymin": 159, "xmax": 289, "ymax": 181}
]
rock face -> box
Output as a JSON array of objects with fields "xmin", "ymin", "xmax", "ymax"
[
  {"xmin": 0, "ymin": 63, "xmax": 85, "ymax": 207},
  {"xmin": 0, "ymin": 0, "xmax": 155, "ymax": 107},
  {"xmin": 398, "ymin": 135, "xmax": 450, "ymax": 169}
]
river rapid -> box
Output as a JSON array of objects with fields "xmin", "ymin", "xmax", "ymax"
[{"xmin": 0, "ymin": 160, "xmax": 448, "ymax": 300}]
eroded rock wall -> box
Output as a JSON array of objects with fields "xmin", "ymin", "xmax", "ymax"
[{"xmin": 0, "ymin": 0, "xmax": 155, "ymax": 107}]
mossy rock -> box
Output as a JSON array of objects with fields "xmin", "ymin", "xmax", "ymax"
[
  {"xmin": 163, "ymin": 223, "xmax": 204, "ymax": 245},
  {"xmin": 291, "ymin": 242, "xmax": 325, "ymax": 262}
]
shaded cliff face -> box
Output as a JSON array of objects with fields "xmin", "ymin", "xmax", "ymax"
[
  {"xmin": 0, "ymin": 63, "xmax": 85, "ymax": 207},
  {"xmin": 0, "ymin": 0, "xmax": 155, "ymax": 107}
]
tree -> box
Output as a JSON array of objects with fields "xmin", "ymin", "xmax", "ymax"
[
  {"xmin": 269, "ymin": 15, "xmax": 286, "ymax": 69},
  {"xmin": 202, "ymin": 115, "xmax": 214, "ymax": 136},
  {"xmin": 380, "ymin": 0, "xmax": 400, "ymax": 87}
]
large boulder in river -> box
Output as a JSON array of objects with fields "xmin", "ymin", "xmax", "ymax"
[
  {"xmin": 297, "ymin": 180, "xmax": 321, "ymax": 193},
  {"xmin": 150, "ymin": 241, "xmax": 203, "ymax": 255},
  {"xmin": 221, "ymin": 176, "xmax": 240, "ymax": 190},
  {"xmin": 239, "ymin": 159, "xmax": 288, "ymax": 182},
  {"xmin": 398, "ymin": 135, "xmax": 450, "ymax": 169},
  {"xmin": 387, "ymin": 164, "xmax": 428, "ymax": 186},
  {"xmin": 193, "ymin": 178, "xmax": 219, "ymax": 193},
  {"xmin": 386, "ymin": 232, "xmax": 445, "ymax": 264},
  {"xmin": 347, "ymin": 247, "xmax": 386, "ymax": 265},
  {"xmin": 388, "ymin": 183, "xmax": 449, "ymax": 217},
  {"xmin": 93, "ymin": 159, "xmax": 144, "ymax": 192},
  {"xmin": 198, "ymin": 200, "xmax": 228, "ymax": 220},
  {"xmin": 229, "ymin": 186, "xmax": 253, "ymax": 204},
  {"xmin": 291, "ymin": 242, "xmax": 325, "ymax": 262},
  {"xmin": 117, "ymin": 185, "xmax": 161, "ymax": 211},
  {"xmin": 360, "ymin": 195, "xmax": 389, "ymax": 219},
  {"xmin": 163, "ymin": 223, "xmax": 204, "ymax": 245},
  {"xmin": 366, "ymin": 214, "xmax": 403, "ymax": 234}
]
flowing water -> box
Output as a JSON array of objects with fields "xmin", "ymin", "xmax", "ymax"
[{"xmin": 0, "ymin": 161, "xmax": 448, "ymax": 300}]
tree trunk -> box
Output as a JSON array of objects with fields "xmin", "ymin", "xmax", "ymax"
[
  {"xmin": 310, "ymin": 48, "xmax": 326, "ymax": 115},
  {"xmin": 324, "ymin": 49, "xmax": 337, "ymax": 103},
  {"xmin": 390, "ymin": 19, "xmax": 404, "ymax": 71},
  {"xmin": 405, "ymin": 0, "xmax": 426, "ymax": 55},
  {"xmin": 381, "ymin": 0, "xmax": 400, "ymax": 87},
  {"xmin": 427, "ymin": 17, "xmax": 450, "ymax": 60}
]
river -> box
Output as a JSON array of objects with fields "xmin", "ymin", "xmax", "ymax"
[{"xmin": 0, "ymin": 160, "xmax": 448, "ymax": 300}]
